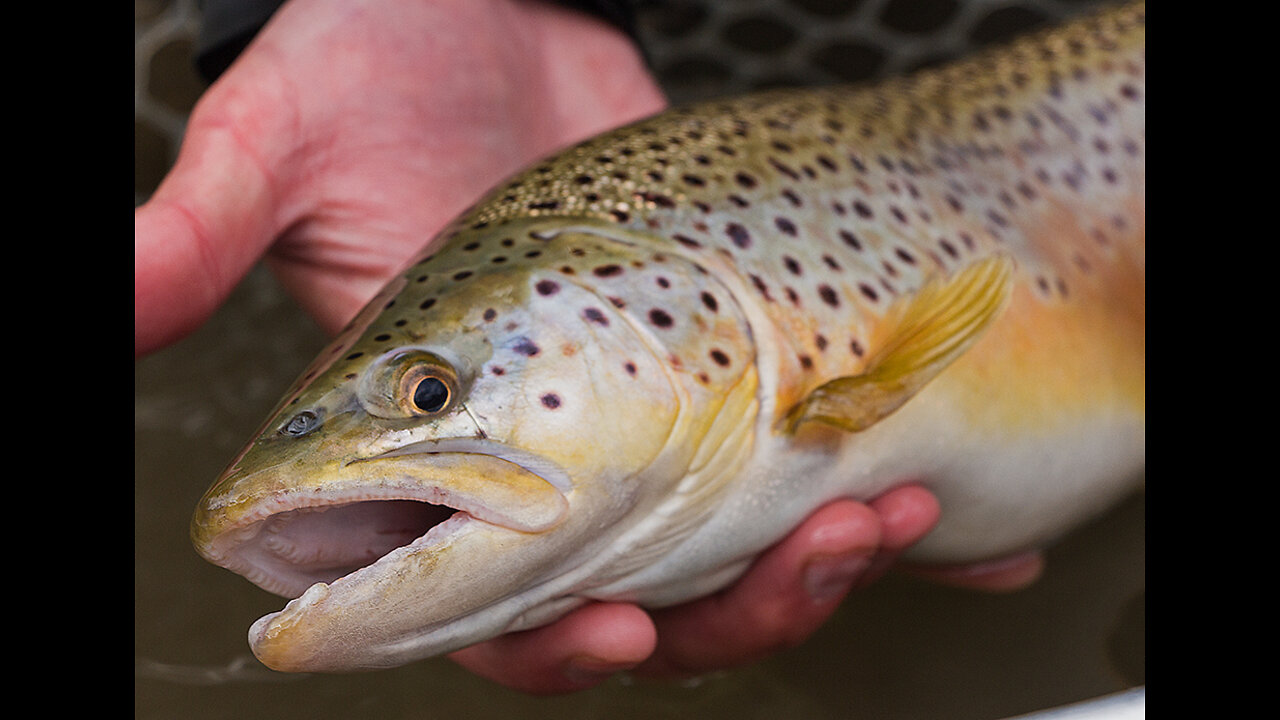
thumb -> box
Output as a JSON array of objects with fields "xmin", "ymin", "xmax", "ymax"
[{"xmin": 134, "ymin": 104, "xmax": 287, "ymax": 358}]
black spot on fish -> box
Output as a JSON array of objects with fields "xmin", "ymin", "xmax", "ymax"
[
  {"xmin": 513, "ymin": 338, "xmax": 540, "ymax": 357},
  {"xmin": 648, "ymin": 308, "xmax": 674, "ymax": 328},
  {"xmin": 818, "ymin": 285, "xmax": 840, "ymax": 308},
  {"xmin": 751, "ymin": 274, "xmax": 773, "ymax": 302},
  {"xmin": 769, "ymin": 157, "xmax": 800, "ymax": 180},
  {"xmin": 839, "ymin": 230, "xmax": 863, "ymax": 251},
  {"xmin": 541, "ymin": 393, "xmax": 561, "ymax": 409},
  {"xmin": 536, "ymin": 280, "xmax": 560, "ymax": 296},
  {"xmin": 701, "ymin": 291, "xmax": 719, "ymax": 312},
  {"xmin": 638, "ymin": 191, "xmax": 676, "ymax": 208},
  {"xmin": 583, "ymin": 307, "xmax": 609, "ymax": 325}
]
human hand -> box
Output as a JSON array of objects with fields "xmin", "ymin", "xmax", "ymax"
[
  {"xmin": 135, "ymin": 0, "xmax": 666, "ymax": 357},
  {"xmin": 449, "ymin": 486, "xmax": 1043, "ymax": 694}
]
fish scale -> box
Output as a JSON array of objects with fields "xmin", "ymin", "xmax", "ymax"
[{"xmin": 192, "ymin": 2, "xmax": 1145, "ymax": 672}]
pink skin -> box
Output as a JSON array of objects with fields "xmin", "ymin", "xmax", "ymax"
[{"xmin": 135, "ymin": 0, "xmax": 1043, "ymax": 693}]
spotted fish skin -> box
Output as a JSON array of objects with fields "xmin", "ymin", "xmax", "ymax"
[{"xmin": 193, "ymin": 3, "xmax": 1144, "ymax": 672}]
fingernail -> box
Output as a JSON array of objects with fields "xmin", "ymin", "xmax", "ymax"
[
  {"xmin": 804, "ymin": 553, "xmax": 872, "ymax": 602},
  {"xmin": 563, "ymin": 656, "xmax": 632, "ymax": 685}
]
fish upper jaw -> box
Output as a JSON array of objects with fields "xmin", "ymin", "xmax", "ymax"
[{"xmin": 191, "ymin": 438, "xmax": 572, "ymax": 599}]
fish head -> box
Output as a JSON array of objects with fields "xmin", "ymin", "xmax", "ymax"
[{"xmin": 191, "ymin": 217, "xmax": 757, "ymax": 671}]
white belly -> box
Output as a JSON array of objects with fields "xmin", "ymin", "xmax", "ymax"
[{"xmin": 601, "ymin": 380, "xmax": 1145, "ymax": 607}]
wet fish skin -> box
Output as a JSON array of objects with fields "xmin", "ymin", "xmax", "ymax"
[{"xmin": 192, "ymin": 2, "xmax": 1144, "ymax": 672}]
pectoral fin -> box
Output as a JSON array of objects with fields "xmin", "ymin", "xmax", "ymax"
[{"xmin": 784, "ymin": 255, "xmax": 1014, "ymax": 434}]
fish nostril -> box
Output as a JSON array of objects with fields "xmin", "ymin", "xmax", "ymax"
[{"xmin": 282, "ymin": 409, "xmax": 324, "ymax": 437}]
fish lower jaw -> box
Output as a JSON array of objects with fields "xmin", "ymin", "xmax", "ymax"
[
  {"xmin": 249, "ymin": 581, "xmax": 330, "ymax": 646},
  {"xmin": 244, "ymin": 511, "xmax": 487, "ymax": 672}
]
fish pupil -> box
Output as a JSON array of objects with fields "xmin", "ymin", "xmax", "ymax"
[{"xmin": 413, "ymin": 378, "xmax": 450, "ymax": 413}]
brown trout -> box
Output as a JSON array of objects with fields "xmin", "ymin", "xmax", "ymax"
[{"xmin": 192, "ymin": 3, "xmax": 1145, "ymax": 672}]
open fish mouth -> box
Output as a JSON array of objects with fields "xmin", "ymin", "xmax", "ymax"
[{"xmin": 192, "ymin": 440, "xmax": 573, "ymax": 599}]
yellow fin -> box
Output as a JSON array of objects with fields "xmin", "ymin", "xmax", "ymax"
[{"xmin": 784, "ymin": 255, "xmax": 1014, "ymax": 434}]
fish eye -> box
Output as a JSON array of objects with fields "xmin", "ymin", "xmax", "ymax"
[
  {"xmin": 394, "ymin": 355, "xmax": 460, "ymax": 418},
  {"xmin": 412, "ymin": 377, "xmax": 450, "ymax": 414},
  {"xmin": 360, "ymin": 349, "xmax": 464, "ymax": 419}
]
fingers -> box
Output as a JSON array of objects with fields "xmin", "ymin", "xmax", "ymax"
[
  {"xmin": 134, "ymin": 80, "xmax": 294, "ymax": 357},
  {"xmin": 447, "ymin": 602, "xmax": 657, "ymax": 695},
  {"xmin": 855, "ymin": 483, "xmax": 943, "ymax": 588},
  {"xmin": 635, "ymin": 499, "xmax": 887, "ymax": 678},
  {"xmin": 443, "ymin": 486, "xmax": 1042, "ymax": 695},
  {"xmin": 874, "ymin": 485, "xmax": 1046, "ymax": 592},
  {"xmin": 902, "ymin": 550, "xmax": 1045, "ymax": 592},
  {"xmin": 446, "ymin": 486, "xmax": 958, "ymax": 693}
]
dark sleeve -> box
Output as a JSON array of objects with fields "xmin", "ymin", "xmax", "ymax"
[
  {"xmin": 194, "ymin": 0, "xmax": 642, "ymax": 84},
  {"xmin": 195, "ymin": 0, "xmax": 286, "ymax": 83}
]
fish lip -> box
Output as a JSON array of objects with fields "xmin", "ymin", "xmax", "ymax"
[
  {"xmin": 354, "ymin": 437, "xmax": 574, "ymax": 492},
  {"xmin": 195, "ymin": 440, "xmax": 572, "ymax": 599}
]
